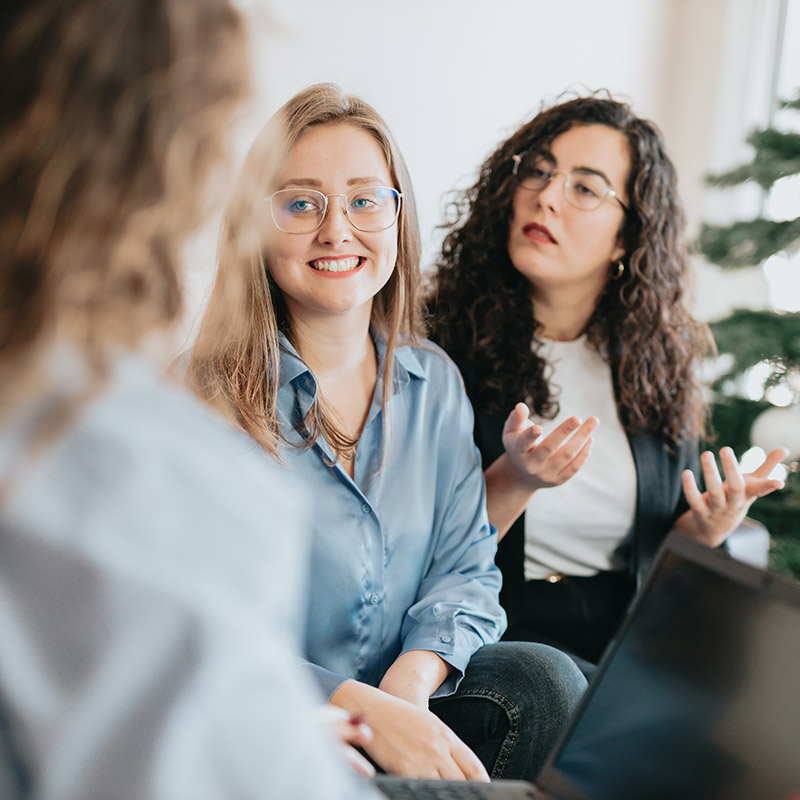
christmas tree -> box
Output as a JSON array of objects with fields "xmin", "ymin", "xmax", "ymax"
[{"xmin": 698, "ymin": 89, "xmax": 800, "ymax": 581}]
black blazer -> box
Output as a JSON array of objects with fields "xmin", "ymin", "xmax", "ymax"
[{"xmin": 457, "ymin": 358, "xmax": 699, "ymax": 632}]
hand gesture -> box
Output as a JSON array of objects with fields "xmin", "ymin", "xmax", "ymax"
[
  {"xmin": 677, "ymin": 446, "xmax": 788, "ymax": 547},
  {"xmin": 502, "ymin": 402, "xmax": 598, "ymax": 491}
]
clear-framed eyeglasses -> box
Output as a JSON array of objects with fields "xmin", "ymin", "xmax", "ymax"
[
  {"xmin": 267, "ymin": 185, "xmax": 403, "ymax": 234},
  {"xmin": 511, "ymin": 151, "xmax": 629, "ymax": 214}
]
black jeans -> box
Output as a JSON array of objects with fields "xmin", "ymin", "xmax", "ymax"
[
  {"xmin": 503, "ymin": 570, "xmax": 635, "ymax": 670},
  {"xmin": 428, "ymin": 641, "xmax": 587, "ymax": 781}
]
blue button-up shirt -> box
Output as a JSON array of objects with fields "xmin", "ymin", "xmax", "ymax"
[{"xmin": 276, "ymin": 333, "xmax": 506, "ymax": 699}]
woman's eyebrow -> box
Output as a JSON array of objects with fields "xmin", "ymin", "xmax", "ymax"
[
  {"xmin": 347, "ymin": 176, "xmax": 387, "ymax": 186},
  {"xmin": 279, "ymin": 178, "xmax": 321, "ymax": 189},
  {"xmin": 541, "ymin": 152, "xmax": 613, "ymax": 184},
  {"xmin": 278, "ymin": 176, "xmax": 388, "ymax": 189},
  {"xmin": 574, "ymin": 166, "xmax": 614, "ymax": 184}
]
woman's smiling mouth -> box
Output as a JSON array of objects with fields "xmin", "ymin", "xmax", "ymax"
[{"xmin": 308, "ymin": 256, "xmax": 364, "ymax": 273}]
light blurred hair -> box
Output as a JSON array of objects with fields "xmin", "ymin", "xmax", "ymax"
[
  {"xmin": 0, "ymin": 0, "xmax": 249, "ymax": 389},
  {"xmin": 190, "ymin": 83, "xmax": 425, "ymax": 458}
]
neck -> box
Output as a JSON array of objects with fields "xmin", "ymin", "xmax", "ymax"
[
  {"xmin": 532, "ymin": 281, "xmax": 604, "ymax": 342},
  {"xmin": 288, "ymin": 303, "xmax": 375, "ymax": 383},
  {"xmin": 287, "ymin": 304, "xmax": 377, "ymax": 472}
]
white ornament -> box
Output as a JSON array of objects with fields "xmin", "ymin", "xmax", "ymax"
[{"xmin": 750, "ymin": 403, "xmax": 800, "ymax": 462}]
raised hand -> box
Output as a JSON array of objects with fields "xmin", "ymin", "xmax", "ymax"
[
  {"xmin": 485, "ymin": 403, "xmax": 598, "ymax": 538},
  {"xmin": 676, "ymin": 446, "xmax": 788, "ymax": 547},
  {"xmin": 501, "ymin": 402, "xmax": 598, "ymax": 491}
]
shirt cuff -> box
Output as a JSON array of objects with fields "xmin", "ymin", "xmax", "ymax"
[{"xmin": 400, "ymin": 620, "xmax": 486, "ymax": 698}]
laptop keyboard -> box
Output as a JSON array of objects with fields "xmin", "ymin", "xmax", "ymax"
[{"xmin": 373, "ymin": 776, "xmax": 539, "ymax": 799}]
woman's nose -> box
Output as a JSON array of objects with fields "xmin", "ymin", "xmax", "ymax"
[
  {"xmin": 316, "ymin": 196, "xmax": 353, "ymax": 244},
  {"xmin": 536, "ymin": 172, "xmax": 565, "ymax": 212}
]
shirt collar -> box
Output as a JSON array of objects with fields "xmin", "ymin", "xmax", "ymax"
[
  {"xmin": 277, "ymin": 334, "xmax": 312, "ymax": 391},
  {"xmin": 277, "ymin": 329, "xmax": 429, "ymax": 397}
]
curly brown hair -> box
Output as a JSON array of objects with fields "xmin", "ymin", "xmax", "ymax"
[{"xmin": 427, "ymin": 93, "xmax": 709, "ymax": 447}]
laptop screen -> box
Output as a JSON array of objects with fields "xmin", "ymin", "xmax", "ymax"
[{"xmin": 537, "ymin": 533, "xmax": 800, "ymax": 800}]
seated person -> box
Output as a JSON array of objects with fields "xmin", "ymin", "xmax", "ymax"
[
  {"xmin": 426, "ymin": 93, "xmax": 786, "ymax": 668},
  {"xmin": 188, "ymin": 82, "xmax": 588, "ymax": 782}
]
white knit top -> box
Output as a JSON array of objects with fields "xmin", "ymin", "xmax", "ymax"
[{"xmin": 523, "ymin": 336, "xmax": 637, "ymax": 580}]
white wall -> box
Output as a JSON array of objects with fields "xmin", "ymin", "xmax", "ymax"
[{"xmin": 178, "ymin": 0, "xmax": 788, "ymax": 349}]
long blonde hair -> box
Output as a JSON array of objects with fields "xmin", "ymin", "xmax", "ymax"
[{"xmin": 190, "ymin": 83, "xmax": 425, "ymax": 457}]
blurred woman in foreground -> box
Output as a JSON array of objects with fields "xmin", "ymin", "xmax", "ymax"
[{"xmin": 0, "ymin": 2, "xmax": 375, "ymax": 797}]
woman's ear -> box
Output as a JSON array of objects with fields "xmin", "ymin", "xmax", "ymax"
[{"xmin": 610, "ymin": 240, "xmax": 626, "ymax": 265}]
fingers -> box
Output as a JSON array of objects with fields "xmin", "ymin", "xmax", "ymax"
[
  {"xmin": 318, "ymin": 704, "xmax": 376, "ymax": 777},
  {"xmin": 700, "ymin": 451, "xmax": 725, "ymax": 510},
  {"xmin": 502, "ymin": 402, "xmax": 531, "ymax": 436},
  {"xmin": 714, "ymin": 446, "xmax": 787, "ymax": 501},
  {"xmin": 743, "ymin": 475, "xmax": 786, "ymax": 499},
  {"xmin": 500, "ymin": 408, "xmax": 598, "ymax": 490},
  {"xmin": 750, "ymin": 446, "xmax": 790, "ymax": 479},
  {"xmin": 344, "ymin": 715, "xmax": 374, "ymax": 749},
  {"xmin": 502, "ymin": 404, "xmax": 542, "ymax": 457},
  {"xmin": 682, "ymin": 468, "xmax": 705, "ymax": 513},
  {"xmin": 557, "ymin": 416, "xmax": 599, "ymax": 462},
  {"xmin": 681, "ymin": 445, "xmax": 788, "ymax": 548},
  {"xmin": 719, "ymin": 446, "xmax": 745, "ymax": 502},
  {"xmin": 436, "ymin": 757, "xmax": 469, "ymax": 781},
  {"xmin": 536, "ymin": 416, "xmax": 597, "ymax": 470},
  {"xmin": 514, "ymin": 421, "xmax": 544, "ymax": 452},
  {"xmin": 534, "ymin": 416, "xmax": 582, "ymax": 458},
  {"xmin": 342, "ymin": 745, "xmax": 376, "ymax": 777},
  {"xmin": 728, "ymin": 444, "xmax": 786, "ymax": 500},
  {"xmin": 450, "ymin": 739, "xmax": 491, "ymax": 783},
  {"xmin": 556, "ymin": 436, "xmax": 594, "ymax": 482}
]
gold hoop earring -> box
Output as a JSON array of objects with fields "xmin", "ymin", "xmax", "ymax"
[{"xmin": 611, "ymin": 261, "xmax": 625, "ymax": 281}]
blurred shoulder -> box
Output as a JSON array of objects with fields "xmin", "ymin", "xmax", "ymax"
[{"xmin": 1, "ymin": 347, "xmax": 303, "ymax": 564}]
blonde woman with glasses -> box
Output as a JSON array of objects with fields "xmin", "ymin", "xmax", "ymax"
[{"xmin": 189, "ymin": 83, "xmax": 587, "ymax": 783}]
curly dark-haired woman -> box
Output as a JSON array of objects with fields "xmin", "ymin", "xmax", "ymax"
[{"xmin": 427, "ymin": 94, "xmax": 786, "ymax": 668}]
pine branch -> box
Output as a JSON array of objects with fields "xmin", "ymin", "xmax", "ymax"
[
  {"xmin": 707, "ymin": 129, "xmax": 800, "ymax": 190},
  {"xmin": 782, "ymin": 91, "xmax": 800, "ymax": 112},
  {"xmin": 710, "ymin": 309, "xmax": 800, "ymax": 379},
  {"xmin": 699, "ymin": 217, "xmax": 800, "ymax": 267}
]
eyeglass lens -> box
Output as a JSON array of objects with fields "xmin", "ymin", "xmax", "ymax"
[
  {"xmin": 515, "ymin": 154, "xmax": 612, "ymax": 210},
  {"xmin": 270, "ymin": 186, "xmax": 400, "ymax": 233}
]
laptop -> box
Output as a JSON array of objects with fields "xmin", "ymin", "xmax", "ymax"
[{"xmin": 373, "ymin": 531, "xmax": 800, "ymax": 799}]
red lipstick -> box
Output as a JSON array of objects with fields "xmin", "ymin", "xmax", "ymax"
[{"xmin": 523, "ymin": 222, "xmax": 557, "ymax": 244}]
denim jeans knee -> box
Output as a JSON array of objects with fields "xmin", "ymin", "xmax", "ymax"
[{"xmin": 430, "ymin": 641, "xmax": 586, "ymax": 781}]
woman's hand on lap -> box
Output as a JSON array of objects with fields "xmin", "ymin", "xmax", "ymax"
[
  {"xmin": 330, "ymin": 680, "xmax": 489, "ymax": 781},
  {"xmin": 677, "ymin": 446, "xmax": 788, "ymax": 547}
]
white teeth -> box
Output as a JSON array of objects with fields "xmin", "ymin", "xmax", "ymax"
[{"xmin": 310, "ymin": 257, "xmax": 361, "ymax": 272}]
